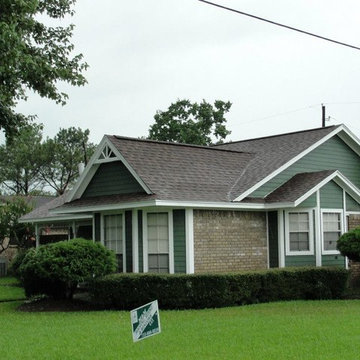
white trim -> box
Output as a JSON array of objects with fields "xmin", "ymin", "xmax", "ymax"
[
  {"xmin": 142, "ymin": 211, "xmax": 148, "ymax": 273},
  {"xmin": 132, "ymin": 210, "xmax": 139, "ymax": 273},
  {"xmin": 185, "ymin": 209, "xmax": 194, "ymax": 274},
  {"xmin": 284, "ymin": 209, "xmax": 315, "ymax": 256},
  {"xmin": 19, "ymin": 214, "xmax": 93, "ymax": 224},
  {"xmin": 346, "ymin": 211, "xmax": 360, "ymax": 215},
  {"xmin": 233, "ymin": 124, "xmax": 353, "ymax": 202},
  {"xmin": 92, "ymin": 215, "xmax": 95, "ymax": 242},
  {"xmin": 168, "ymin": 210, "xmax": 174, "ymax": 274},
  {"xmin": 315, "ymin": 191, "xmax": 322, "ymax": 267},
  {"xmin": 35, "ymin": 224, "xmax": 39, "ymax": 248},
  {"xmin": 67, "ymin": 136, "xmax": 152, "ymax": 202},
  {"xmin": 143, "ymin": 210, "xmax": 174, "ymax": 274},
  {"xmin": 321, "ymin": 209, "xmax": 344, "ymax": 255},
  {"xmin": 266, "ymin": 212, "xmax": 270, "ymax": 269},
  {"xmin": 278, "ymin": 210, "xmax": 285, "ymax": 268}
]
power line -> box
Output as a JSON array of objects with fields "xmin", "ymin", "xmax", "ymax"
[{"xmin": 198, "ymin": 0, "xmax": 360, "ymax": 51}]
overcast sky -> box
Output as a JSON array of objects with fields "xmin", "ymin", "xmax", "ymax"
[{"xmin": 6, "ymin": 0, "xmax": 360, "ymax": 144}]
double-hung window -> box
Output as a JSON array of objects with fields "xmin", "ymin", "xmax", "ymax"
[
  {"xmin": 104, "ymin": 214, "xmax": 124, "ymax": 272},
  {"xmin": 322, "ymin": 211, "xmax": 342, "ymax": 254},
  {"xmin": 285, "ymin": 210, "xmax": 314, "ymax": 255},
  {"xmin": 147, "ymin": 213, "xmax": 169, "ymax": 273}
]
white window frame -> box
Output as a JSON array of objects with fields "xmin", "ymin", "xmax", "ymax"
[
  {"xmin": 285, "ymin": 209, "xmax": 314, "ymax": 256},
  {"xmin": 143, "ymin": 209, "xmax": 174, "ymax": 274},
  {"xmin": 321, "ymin": 209, "xmax": 344, "ymax": 255},
  {"xmin": 101, "ymin": 211, "xmax": 126, "ymax": 272}
]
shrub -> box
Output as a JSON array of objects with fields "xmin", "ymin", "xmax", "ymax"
[
  {"xmin": 20, "ymin": 238, "xmax": 116, "ymax": 299},
  {"xmin": 8, "ymin": 249, "xmax": 30, "ymax": 279},
  {"xmin": 88, "ymin": 267, "xmax": 349, "ymax": 310},
  {"xmin": 337, "ymin": 228, "xmax": 360, "ymax": 261}
]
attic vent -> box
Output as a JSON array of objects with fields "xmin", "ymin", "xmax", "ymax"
[{"xmin": 99, "ymin": 144, "xmax": 116, "ymax": 160}]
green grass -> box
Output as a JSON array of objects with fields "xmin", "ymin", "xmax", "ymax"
[
  {"xmin": 1, "ymin": 300, "xmax": 360, "ymax": 359},
  {"xmin": 0, "ymin": 277, "xmax": 25, "ymax": 301}
]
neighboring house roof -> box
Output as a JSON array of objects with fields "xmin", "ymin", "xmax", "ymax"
[
  {"xmin": 0, "ymin": 195, "xmax": 54, "ymax": 209},
  {"xmin": 20, "ymin": 194, "xmax": 92, "ymax": 223},
  {"xmin": 20, "ymin": 124, "xmax": 360, "ymax": 222}
]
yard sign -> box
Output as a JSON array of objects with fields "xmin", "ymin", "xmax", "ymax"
[{"xmin": 130, "ymin": 300, "xmax": 161, "ymax": 342}]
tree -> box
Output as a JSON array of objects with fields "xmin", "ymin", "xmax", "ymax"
[
  {"xmin": 337, "ymin": 228, "xmax": 360, "ymax": 262},
  {"xmin": 0, "ymin": 197, "xmax": 34, "ymax": 255},
  {"xmin": 39, "ymin": 127, "xmax": 96, "ymax": 195},
  {"xmin": 148, "ymin": 99, "xmax": 232, "ymax": 145},
  {"xmin": 0, "ymin": 0, "xmax": 88, "ymax": 138},
  {"xmin": 0, "ymin": 123, "xmax": 44, "ymax": 195}
]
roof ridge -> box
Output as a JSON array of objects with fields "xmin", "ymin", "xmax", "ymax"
[
  {"xmin": 212, "ymin": 124, "xmax": 341, "ymax": 146},
  {"xmin": 108, "ymin": 135, "xmax": 252, "ymax": 155}
]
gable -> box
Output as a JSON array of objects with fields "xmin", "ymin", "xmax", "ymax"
[
  {"xmin": 250, "ymin": 135, "xmax": 360, "ymax": 198},
  {"xmin": 82, "ymin": 161, "xmax": 145, "ymax": 198}
]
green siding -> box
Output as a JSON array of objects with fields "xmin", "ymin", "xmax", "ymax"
[
  {"xmin": 285, "ymin": 255, "xmax": 316, "ymax": 267},
  {"xmin": 346, "ymin": 193, "xmax": 360, "ymax": 211},
  {"xmin": 252, "ymin": 135, "xmax": 360, "ymax": 198},
  {"xmin": 138, "ymin": 210, "xmax": 143, "ymax": 273},
  {"xmin": 296, "ymin": 193, "xmax": 316, "ymax": 208},
  {"xmin": 320, "ymin": 181, "xmax": 343, "ymax": 209},
  {"xmin": 82, "ymin": 161, "xmax": 144, "ymax": 198},
  {"xmin": 94, "ymin": 213, "xmax": 101, "ymax": 242},
  {"xmin": 322, "ymin": 255, "xmax": 345, "ymax": 267},
  {"xmin": 125, "ymin": 211, "xmax": 133, "ymax": 273},
  {"xmin": 268, "ymin": 211, "xmax": 279, "ymax": 268},
  {"xmin": 173, "ymin": 210, "xmax": 186, "ymax": 273}
]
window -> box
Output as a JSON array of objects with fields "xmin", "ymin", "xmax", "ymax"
[
  {"xmin": 285, "ymin": 210, "xmax": 314, "ymax": 255},
  {"xmin": 147, "ymin": 213, "xmax": 169, "ymax": 273},
  {"xmin": 322, "ymin": 212, "xmax": 342, "ymax": 253},
  {"xmin": 104, "ymin": 214, "xmax": 123, "ymax": 271}
]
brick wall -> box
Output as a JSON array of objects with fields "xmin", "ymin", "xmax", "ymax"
[{"xmin": 193, "ymin": 210, "xmax": 267, "ymax": 273}]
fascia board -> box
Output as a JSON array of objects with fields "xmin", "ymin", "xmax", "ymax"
[
  {"xmin": 293, "ymin": 172, "xmax": 338, "ymax": 207},
  {"xmin": 49, "ymin": 199, "xmax": 295, "ymax": 214},
  {"xmin": 233, "ymin": 125, "xmax": 346, "ymax": 202},
  {"xmin": 50, "ymin": 200, "xmax": 158, "ymax": 214},
  {"xmin": 68, "ymin": 136, "xmax": 153, "ymax": 202},
  {"xmin": 293, "ymin": 170, "xmax": 360, "ymax": 207},
  {"xmin": 104, "ymin": 139, "xmax": 152, "ymax": 195},
  {"xmin": 67, "ymin": 136, "xmax": 108, "ymax": 202},
  {"xmin": 19, "ymin": 214, "xmax": 93, "ymax": 224}
]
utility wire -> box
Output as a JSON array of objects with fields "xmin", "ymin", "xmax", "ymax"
[{"xmin": 198, "ymin": 0, "xmax": 360, "ymax": 51}]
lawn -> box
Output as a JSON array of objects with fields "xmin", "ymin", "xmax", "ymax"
[
  {"xmin": 0, "ymin": 276, "xmax": 25, "ymax": 301},
  {"xmin": 1, "ymin": 298, "xmax": 360, "ymax": 360}
]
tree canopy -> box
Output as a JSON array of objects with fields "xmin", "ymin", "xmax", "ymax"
[
  {"xmin": 0, "ymin": 197, "xmax": 34, "ymax": 254},
  {"xmin": 0, "ymin": 124, "xmax": 96, "ymax": 196},
  {"xmin": 39, "ymin": 127, "xmax": 96, "ymax": 195},
  {"xmin": 148, "ymin": 99, "xmax": 232, "ymax": 145},
  {"xmin": 0, "ymin": 0, "xmax": 88, "ymax": 138},
  {"xmin": 0, "ymin": 123, "xmax": 43, "ymax": 195}
]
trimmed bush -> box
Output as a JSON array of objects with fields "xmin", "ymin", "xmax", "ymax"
[
  {"xmin": 8, "ymin": 249, "xmax": 30, "ymax": 279},
  {"xmin": 337, "ymin": 228, "xmax": 360, "ymax": 261},
  {"xmin": 88, "ymin": 267, "xmax": 349, "ymax": 310},
  {"xmin": 20, "ymin": 238, "xmax": 116, "ymax": 299}
]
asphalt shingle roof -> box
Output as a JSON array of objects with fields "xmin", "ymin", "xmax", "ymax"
[
  {"xmin": 263, "ymin": 170, "xmax": 336, "ymax": 203},
  {"xmin": 22, "ymin": 125, "xmax": 343, "ymax": 220},
  {"xmin": 214, "ymin": 125, "xmax": 339, "ymax": 199}
]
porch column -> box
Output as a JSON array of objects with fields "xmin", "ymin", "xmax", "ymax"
[
  {"xmin": 185, "ymin": 208, "xmax": 194, "ymax": 274},
  {"xmin": 315, "ymin": 191, "xmax": 322, "ymax": 267},
  {"xmin": 35, "ymin": 224, "xmax": 39, "ymax": 248},
  {"xmin": 132, "ymin": 210, "xmax": 139, "ymax": 273},
  {"xmin": 277, "ymin": 210, "xmax": 285, "ymax": 268}
]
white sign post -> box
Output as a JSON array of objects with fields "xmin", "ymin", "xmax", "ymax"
[{"xmin": 130, "ymin": 300, "xmax": 161, "ymax": 342}]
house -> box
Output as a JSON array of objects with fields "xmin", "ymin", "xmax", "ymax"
[{"xmin": 20, "ymin": 124, "xmax": 360, "ymax": 273}]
